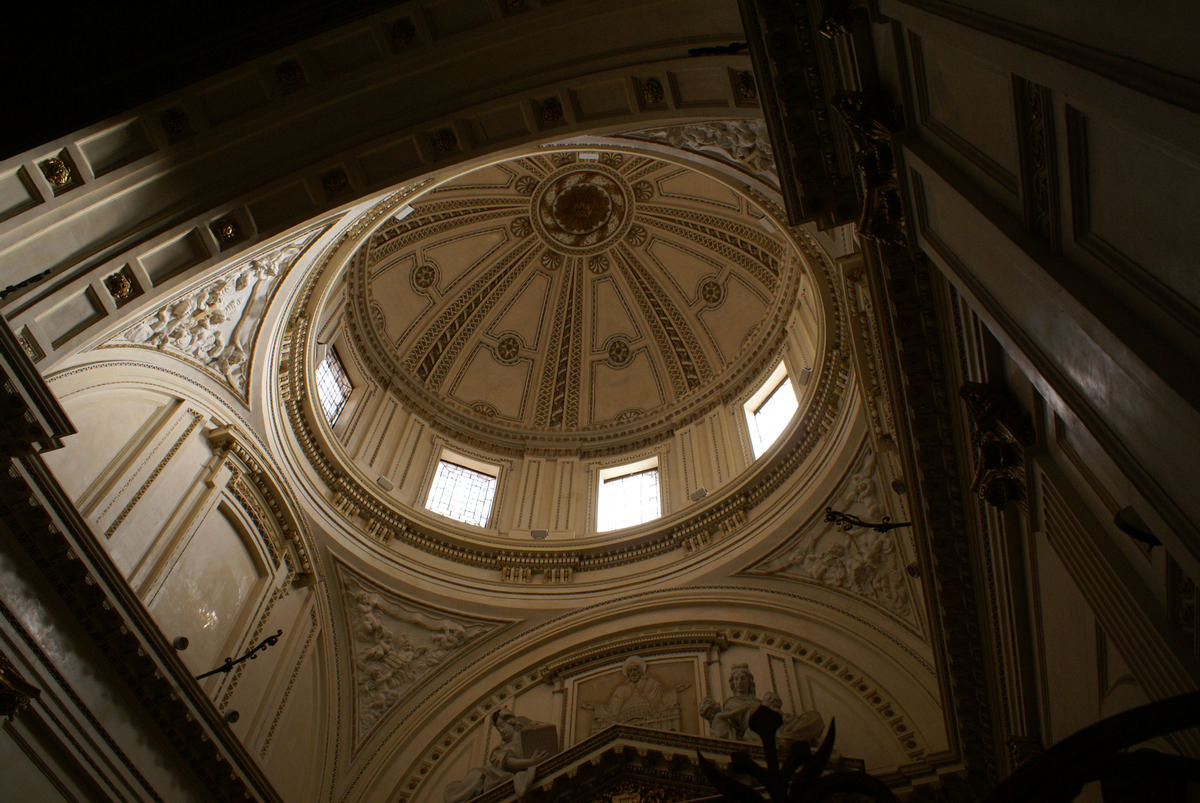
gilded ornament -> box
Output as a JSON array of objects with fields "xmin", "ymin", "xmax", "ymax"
[
  {"xmin": 735, "ymin": 71, "xmax": 757, "ymax": 102},
  {"xmin": 211, "ymin": 216, "xmax": 241, "ymax": 243},
  {"xmin": 276, "ymin": 60, "xmax": 305, "ymax": 88},
  {"xmin": 533, "ymin": 165, "xmax": 632, "ymax": 252},
  {"xmin": 625, "ymin": 224, "xmax": 647, "ymax": 246},
  {"xmin": 633, "ymin": 180, "xmax": 654, "ymax": 202},
  {"xmin": 471, "ymin": 402, "xmax": 499, "ymax": 418},
  {"xmin": 588, "ymin": 254, "xmax": 610, "ymax": 274},
  {"xmin": 607, "ymin": 339, "xmax": 632, "ymax": 366},
  {"xmin": 104, "ymin": 271, "xmax": 134, "ymax": 301},
  {"xmin": 541, "ymin": 249, "xmax": 564, "ymax": 270},
  {"xmin": 511, "ymin": 216, "xmax": 533, "ymax": 237},
  {"xmin": 432, "ymin": 128, "xmax": 458, "ymax": 153},
  {"xmin": 39, "ymin": 157, "xmax": 72, "ymax": 187},
  {"xmin": 390, "ymin": 18, "xmax": 418, "ymax": 49},
  {"xmin": 412, "ymin": 263, "xmax": 437, "ymax": 290},
  {"xmin": 160, "ymin": 107, "xmax": 192, "ymax": 141},
  {"xmin": 495, "ymin": 335, "xmax": 521, "ymax": 364},
  {"xmin": 639, "ymin": 77, "xmax": 665, "ymax": 106},
  {"xmin": 321, "ymin": 168, "xmax": 349, "ymax": 195},
  {"xmin": 539, "ymin": 97, "xmax": 564, "ymax": 126},
  {"xmin": 515, "ymin": 175, "xmax": 538, "ymax": 195},
  {"xmin": 0, "ymin": 652, "xmax": 40, "ymax": 722},
  {"xmin": 700, "ymin": 279, "xmax": 724, "ymax": 306}
]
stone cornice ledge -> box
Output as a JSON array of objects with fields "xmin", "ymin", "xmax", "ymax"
[{"xmin": 0, "ymin": 320, "xmax": 280, "ymax": 801}]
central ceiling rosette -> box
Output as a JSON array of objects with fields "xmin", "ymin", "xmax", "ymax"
[{"xmin": 344, "ymin": 148, "xmax": 803, "ymax": 454}]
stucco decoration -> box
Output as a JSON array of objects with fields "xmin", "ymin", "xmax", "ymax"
[
  {"xmin": 339, "ymin": 570, "xmax": 502, "ymax": 741},
  {"xmin": 577, "ymin": 655, "xmax": 694, "ymax": 736},
  {"xmin": 747, "ymin": 449, "xmax": 916, "ymax": 622},
  {"xmin": 107, "ymin": 223, "xmax": 328, "ymax": 399},
  {"xmin": 620, "ymin": 120, "xmax": 778, "ymax": 187}
]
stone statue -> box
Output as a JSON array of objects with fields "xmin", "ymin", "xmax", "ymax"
[
  {"xmin": 584, "ymin": 655, "xmax": 689, "ymax": 731},
  {"xmin": 700, "ymin": 663, "xmax": 761, "ymax": 741},
  {"xmin": 701, "ymin": 666, "xmax": 826, "ymax": 750},
  {"xmin": 444, "ymin": 708, "xmax": 553, "ymax": 802}
]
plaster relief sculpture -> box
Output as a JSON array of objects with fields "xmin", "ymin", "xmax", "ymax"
[
  {"xmin": 701, "ymin": 665, "xmax": 826, "ymax": 751},
  {"xmin": 444, "ymin": 708, "xmax": 556, "ymax": 802},
  {"xmin": 621, "ymin": 120, "xmax": 777, "ymax": 186},
  {"xmin": 112, "ymin": 226, "xmax": 324, "ymax": 397},
  {"xmin": 750, "ymin": 450, "xmax": 913, "ymax": 618},
  {"xmin": 583, "ymin": 655, "xmax": 689, "ymax": 731},
  {"xmin": 343, "ymin": 575, "xmax": 496, "ymax": 737}
]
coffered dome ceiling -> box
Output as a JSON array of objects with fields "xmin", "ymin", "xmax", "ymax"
[{"xmin": 343, "ymin": 147, "xmax": 802, "ymax": 454}]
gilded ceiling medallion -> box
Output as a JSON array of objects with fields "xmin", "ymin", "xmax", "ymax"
[{"xmin": 532, "ymin": 164, "xmax": 632, "ymax": 253}]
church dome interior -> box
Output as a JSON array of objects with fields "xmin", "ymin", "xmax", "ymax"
[{"xmin": 2, "ymin": 2, "xmax": 1198, "ymax": 802}]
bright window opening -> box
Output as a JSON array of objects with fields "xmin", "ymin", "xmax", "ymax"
[
  {"xmin": 597, "ymin": 459, "xmax": 661, "ymax": 532},
  {"xmin": 746, "ymin": 363, "xmax": 798, "ymax": 458},
  {"xmin": 426, "ymin": 458, "xmax": 498, "ymax": 527},
  {"xmin": 315, "ymin": 346, "xmax": 353, "ymax": 424}
]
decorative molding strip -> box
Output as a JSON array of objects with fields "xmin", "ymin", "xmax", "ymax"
[
  {"xmin": 1013, "ymin": 77, "xmax": 1060, "ymax": 250},
  {"xmin": 859, "ymin": 236, "xmax": 1000, "ymax": 791},
  {"xmin": 103, "ymin": 409, "xmax": 203, "ymax": 538}
]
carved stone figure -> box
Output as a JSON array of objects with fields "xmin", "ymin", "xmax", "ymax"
[
  {"xmin": 444, "ymin": 708, "xmax": 554, "ymax": 802},
  {"xmin": 700, "ymin": 663, "xmax": 761, "ymax": 741},
  {"xmin": 762, "ymin": 690, "xmax": 826, "ymax": 751},
  {"xmin": 701, "ymin": 666, "xmax": 827, "ymax": 753},
  {"xmin": 585, "ymin": 655, "xmax": 689, "ymax": 731}
]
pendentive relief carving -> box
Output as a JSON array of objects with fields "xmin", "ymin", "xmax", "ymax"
[
  {"xmin": 749, "ymin": 449, "xmax": 915, "ymax": 619},
  {"xmin": 341, "ymin": 571, "xmax": 501, "ymax": 738},
  {"xmin": 112, "ymin": 226, "xmax": 325, "ymax": 397},
  {"xmin": 621, "ymin": 120, "xmax": 777, "ymax": 187}
]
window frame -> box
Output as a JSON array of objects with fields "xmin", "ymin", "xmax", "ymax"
[
  {"xmin": 315, "ymin": 344, "xmax": 354, "ymax": 425},
  {"xmin": 744, "ymin": 361, "xmax": 799, "ymax": 458},
  {"xmin": 596, "ymin": 456, "xmax": 662, "ymax": 533},
  {"xmin": 424, "ymin": 449, "xmax": 500, "ymax": 529}
]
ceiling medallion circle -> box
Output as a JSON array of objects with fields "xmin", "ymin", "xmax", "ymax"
[{"xmin": 532, "ymin": 162, "xmax": 633, "ymax": 254}]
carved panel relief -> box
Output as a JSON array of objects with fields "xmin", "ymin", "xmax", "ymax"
[
  {"xmin": 338, "ymin": 568, "xmax": 505, "ymax": 742},
  {"xmin": 747, "ymin": 449, "xmax": 918, "ymax": 624},
  {"xmin": 574, "ymin": 656, "xmax": 699, "ymax": 739},
  {"xmin": 107, "ymin": 224, "xmax": 327, "ymax": 399},
  {"xmin": 620, "ymin": 120, "xmax": 778, "ymax": 187}
]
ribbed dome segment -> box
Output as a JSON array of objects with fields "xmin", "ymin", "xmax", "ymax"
[{"xmin": 344, "ymin": 148, "xmax": 801, "ymax": 454}]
